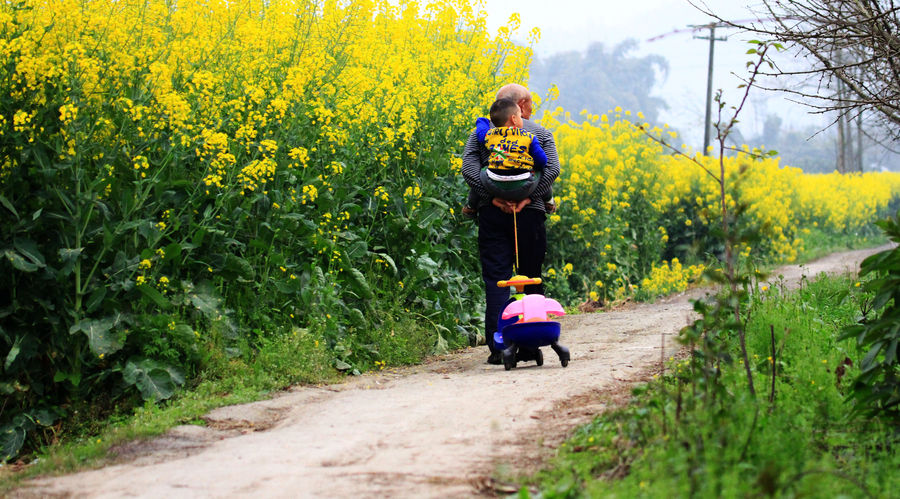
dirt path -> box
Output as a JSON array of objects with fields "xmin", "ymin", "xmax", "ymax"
[{"xmin": 16, "ymin": 246, "xmax": 885, "ymax": 498}]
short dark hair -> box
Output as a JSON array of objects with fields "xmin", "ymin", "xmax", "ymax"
[{"xmin": 489, "ymin": 98, "xmax": 519, "ymax": 127}]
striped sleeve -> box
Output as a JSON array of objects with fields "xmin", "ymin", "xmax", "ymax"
[{"xmin": 523, "ymin": 120, "xmax": 560, "ymax": 213}]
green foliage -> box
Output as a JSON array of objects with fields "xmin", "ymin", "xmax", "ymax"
[
  {"xmin": 531, "ymin": 275, "xmax": 900, "ymax": 497},
  {"xmin": 841, "ymin": 213, "xmax": 900, "ymax": 422}
]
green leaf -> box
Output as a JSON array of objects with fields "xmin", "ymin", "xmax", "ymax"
[
  {"xmin": 861, "ymin": 342, "xmax": 884, "ymax": 371},
  {"xmin": 375, "ymin": 252, "xmax": 398, "ymax": 276},
  {"xmin": 344, "ymin": 240, "xmax": 367, "ymax": 260},
  {"xmin": 345, "ymin": 267, "xmax": 374, "ymax": 300},
  {"xmin": 31, "ymin": 409, "xmax": 57, "ymax": 427},
  {"xmin": 416, "ymin": 254, "xmax": 439, "ymax": 273},
  {"xmin": 416, "ymin": 205, "xmax": 444, "ymax": 229},
  {"xmin": 1, "ymin": 424, "xmax": 26, "ymax": 463},
  {"xmin": 885, "ymin": 340, "xmax": 898, "ymax": 365},
  {"xmin": 69, "ymin": 315, "xmax": 125, "ymax": 356},
  {"xmin": 123, "ymin": 357, "xmax": 184, "ymax": 401},
  {"xmin": 0, "ymin": 194, "xmax": 18, "ymax": 219},
  {"xmin": 190, "ymin": 290, "xmax": 222, "ymax": 317},
  {"xmin": 433, "ymin": 324, "xmax": 451, "ymax": 354},
  {"xmin": 53, "ymin": 371, "xmax": 82, "ymax": 387},
  {"xmin": 223, "ymin": 253, "xmax": 255, "ymax": 281},
  {"xmin": 163, "ymin": 242, "xmax": 182, "ymax": 262},
  {"xmin": 85, "ymin": 286, "xmax": 107, "ymax": 313},
  {"xmin": 348, "ymin": 308, "xmax": 366, "ymax": 326},
  {"xmin": 5, "ymin": 336, "xmax": 22, "ymax": 370},
  {"xmin": 14, "ymin": 238, "xmax": 46, "ymax": 267},
  {"xmin": 138, "ymin": 284, "xmax": 172, "ymax": 310},
  {"xmin": 172, "ymin": 324, "xmax": 195, "ymax": 341},
  {"xmin": 210, "ymin": 315, "xmax": 239, "ymax": 340},
  {"xmin": 4, "ymin": 249, "xmax": 40, "ymax": 272},
  {"xmin": 421, "ymin": 196, "xmax": 449, "ymax": 209},
  {"xmin": 58, "ymin": 247, "xmax": 84, "ymax": 263}
]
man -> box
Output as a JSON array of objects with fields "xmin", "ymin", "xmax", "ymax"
[{"xmin": 462, "ymin": 84, "xmax": 560, "ymax": 365}]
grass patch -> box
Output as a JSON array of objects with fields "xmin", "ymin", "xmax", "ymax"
[
  {"xmin": 796, "ymin": 226, "xmax": 887, "ymax": 262},
  {"xmin": 528, "ymin": 273, "xmax": 899, "ymax": 497}
]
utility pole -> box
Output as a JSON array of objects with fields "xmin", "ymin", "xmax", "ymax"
[
  {"xmin": 856, "ymin": 112, "xmax": 864, "ymax": 172},
  {"xmin": 692, "ymin": 23, "xmax": 728, "ymax": 153}
]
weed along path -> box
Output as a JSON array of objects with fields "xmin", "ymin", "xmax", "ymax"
[{"xmin": 17, "ymin": 246, "xmax": 885, "ymax": 498}]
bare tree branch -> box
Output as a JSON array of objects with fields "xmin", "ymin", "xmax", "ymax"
[{"xmin": 696, "ymin": 0, "xmax": 900, "ymax": 140}]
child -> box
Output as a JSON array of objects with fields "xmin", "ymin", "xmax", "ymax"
[{"xmin": 462, "ymin": 98, "xmax": 554, "ymax": 218}]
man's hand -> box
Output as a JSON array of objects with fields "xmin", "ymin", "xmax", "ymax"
[
  {"xmin": 492, "ymin": 197, "xmax": 531, "ymax": 214},
  {"xmin": 514, "ymin": 198, "xmax": 531, "ymax": 213},
  {"xmin": 491, "ymin": 197, "xmax": 513, "ymax": 214}
]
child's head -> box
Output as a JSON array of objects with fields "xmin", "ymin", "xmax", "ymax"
[{"xmin": 489, "ymin": 98, "xmax": 523, "ymax": 128}]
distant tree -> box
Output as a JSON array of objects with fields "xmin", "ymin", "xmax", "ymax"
[
  {"xmin": 761, "ymin": 113, "xmax": 783, "ymax": 147},
  {"xmin": 764, "ymin": 124, "xmax": 840, "ymax": 173},
  {"xmin": 529, "ymin": 40, "xmax": 669, "ymax": 123}
]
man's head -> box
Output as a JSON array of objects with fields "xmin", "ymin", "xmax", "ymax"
[
  {"xmin": 496, "ymin": 83, "xmax": 533, "ymax": 120},
  {"xmin": 489, "ymin": 98, "xmax": 523, "ymax": 128}
]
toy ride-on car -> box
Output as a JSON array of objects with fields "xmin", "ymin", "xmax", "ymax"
[{"xmin": 493, "ymin": 275, "xmax": 571, "ymax": 371}]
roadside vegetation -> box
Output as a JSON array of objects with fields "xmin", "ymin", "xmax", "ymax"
[{"xmin": 529, "ymin": 270, "xmax": 899, "ymax": 497}]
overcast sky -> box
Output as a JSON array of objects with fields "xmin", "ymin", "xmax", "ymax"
[{"xmin": 480, "ymin": 0, "xmax": 826, "ymax": 148}]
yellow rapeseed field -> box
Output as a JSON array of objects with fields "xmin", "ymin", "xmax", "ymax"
[{"xmin": 540, "ymin": 107, "xmax": 900, "ymax": 302}]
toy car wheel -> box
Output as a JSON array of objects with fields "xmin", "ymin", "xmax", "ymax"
[
  {"xmin": 561, "ymin": 359, "xmax": 569, "ymax": 367},
  {"xmin": 535, "ymin": 349, "xmax": 544, "ymax": 366},
  {"xmin": 503, "ymin": 348, "xmax": 517, "ymax": 371}
]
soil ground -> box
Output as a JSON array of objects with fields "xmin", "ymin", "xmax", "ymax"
[{"xmin": 13, "ymin": 246, "xmax": 885, "ymax": 498}]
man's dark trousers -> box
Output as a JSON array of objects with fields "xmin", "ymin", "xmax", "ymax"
[{"xmin": 477, "ymin": 204, "xmax": 547, "ymax": 353}]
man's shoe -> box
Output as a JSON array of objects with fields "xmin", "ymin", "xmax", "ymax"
[{"xmin": 486, "ymin": 352, "xmax": 503, "ymax": 365}]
